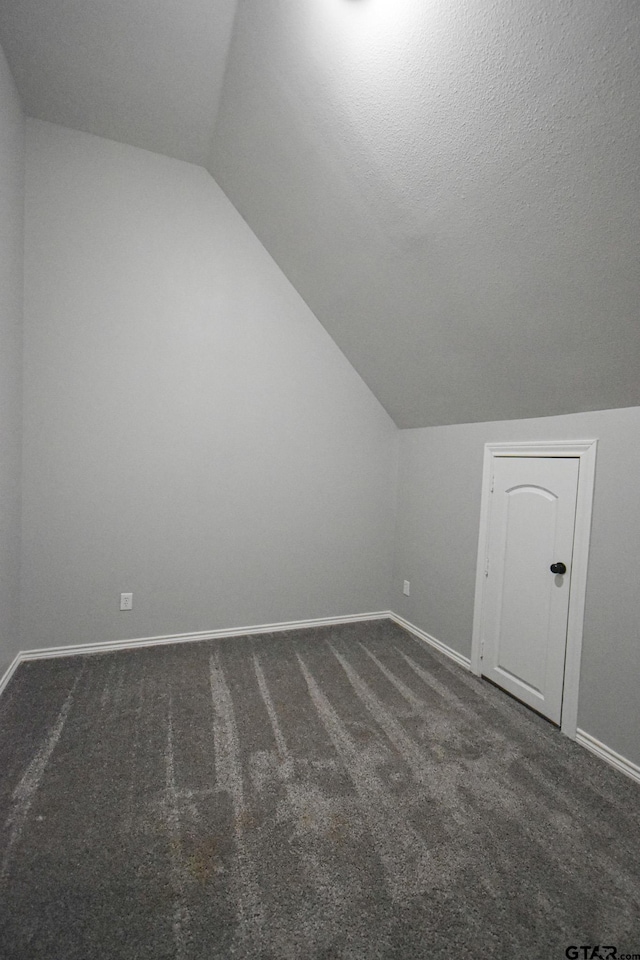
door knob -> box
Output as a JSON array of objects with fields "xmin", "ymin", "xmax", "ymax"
[{"xmin": 550, "ymin": 562, "xmax": 567, "ymax": 575}]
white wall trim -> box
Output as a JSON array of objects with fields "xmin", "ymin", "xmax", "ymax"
[
  {"xmin": 471, "ymin": 439, "xmax": 597, "ymax": 741},
  {"xmin": 0, "ymin": 612, "xmax": 390, "ymax": 687},
  {"xmin": 576, "ymin": 729, "xmax": 640, "ymax": 786},
  {"xmin": 1, "ymin": 609, "xmax": 470, "ymax": 695},
  {"xmin": 388, "ymin": 612, "xmax": 472, "ymax": 670},
  {"xmin": 0, "ymin": 653, "xmax": 22, "ymax": 699},
  {"xmin": 4, "ymin": 612, "xmax": 638, "ymax": 790}
]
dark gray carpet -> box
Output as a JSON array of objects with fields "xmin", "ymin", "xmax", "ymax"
[{"xmin": 0, "ymin": 620, "xmax": 639, "ymax": 960}]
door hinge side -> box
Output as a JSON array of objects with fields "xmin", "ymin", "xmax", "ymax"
[
  {"xmin": 484, "ymin": 557, "xmax": 490, "ymax": 578},
  {"xmin": 490, "ymin": 474, "xmax": 495, "ymax": 493}
]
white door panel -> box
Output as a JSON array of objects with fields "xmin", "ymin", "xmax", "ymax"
[{"xmin": 481, "ymin": 457, "xmax": 579, "ymax": 724}]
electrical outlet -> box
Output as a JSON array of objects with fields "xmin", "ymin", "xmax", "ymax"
[
  {"xmin": 120, "ymin": 592, "xmax": 133, "ymax": 611},
  {"xmin": 403, "ymin": 580, "xmax": 410, "ymax": 597}
]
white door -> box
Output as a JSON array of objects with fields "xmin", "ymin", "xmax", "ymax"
[{"xmin": 480, "ymin": 456, "xmax": 579, "ymax": 724}]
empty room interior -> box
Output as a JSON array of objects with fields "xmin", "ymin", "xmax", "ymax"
[{"xmin": 1, "ymin": 0, "xmax": 639, "ymax": 957}]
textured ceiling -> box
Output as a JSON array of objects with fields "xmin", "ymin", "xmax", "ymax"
[
  {"xmin": 0, "ymin": 0, "xmax": 238, "ymax": 164},
  {"xmin": 208, "ymin": 0, "xmax": 640, "ymax": 427},
  {"xmin": 1, "ymin": 0, "xmax": 639, "ymax": 426}
]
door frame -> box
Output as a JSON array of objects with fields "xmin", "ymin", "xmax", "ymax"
[{"xmin": 471, "ymin": 440, "xmax": 598, "ymax": 740}]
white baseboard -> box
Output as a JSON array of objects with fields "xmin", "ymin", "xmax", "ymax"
[
  {"xmin": 0, "ymin": 654, "xmax": 21, "ymax": 700},
  {"xmin": 576, "ymin": 729, "xmax": 640, "ymax": 786},
  {"xmin": 388, "ymin": 611, "xmax": 472, "ymax": 671},
  {"xmin": 2, "ymin": 609, "xmax": 462, "ymax": 694},
  {"xmin": 0, "ymin": 611, "xmax": 390, "ymax": 693},
  {"xmin": 4, "ymin": 614, "xmax": 637, "ymax": 790}
]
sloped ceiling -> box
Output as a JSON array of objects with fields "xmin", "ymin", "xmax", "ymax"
[
  {"xmin": 0, "ymin": 0, "xmax": 238, "ymax": 164},
  {"xmin": 1, "ymin": 0, "xmax": 639, "ymax": 426},
  {"xmin": 208, "ymin": 0, "xmax": 640, "ymax": 427}
]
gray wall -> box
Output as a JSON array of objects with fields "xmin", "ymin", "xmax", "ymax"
[
  {"xmin": 22, "ymin": 121, "xmax": 397, "ymax": 650},
  {"xmin": 393, "ymin": 406, "xmax": 640, "ymax": 766},
  {"xmin": 14, "ymin": 116, "xmax": 640, "ymax": 771},
  {"xmin": 0, "ymin": 46, "xmax": 24, "ymax": 678}
]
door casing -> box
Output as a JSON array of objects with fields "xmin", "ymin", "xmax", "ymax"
[{"xmin": 471, "ymin": 440, "xmax": 597, "ymax": 740}]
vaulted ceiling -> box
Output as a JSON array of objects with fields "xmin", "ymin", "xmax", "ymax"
[
  {"xmin": 2, "ymin": 0, "xmax": 639, "ymax": 427},
  {"xmin": 0, "ymin": 0, "xmax": 238, "ymax": 164}
]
